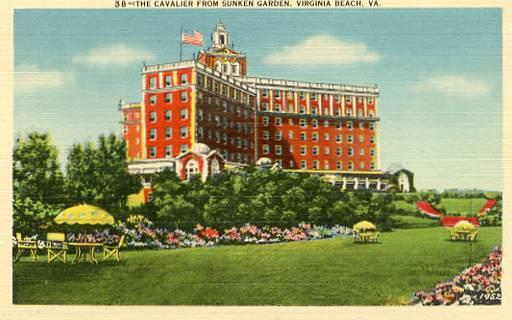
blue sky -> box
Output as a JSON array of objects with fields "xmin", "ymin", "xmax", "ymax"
[{"xmin": 14, "ymin": 9, "xmax": 502, "ymax": 191}]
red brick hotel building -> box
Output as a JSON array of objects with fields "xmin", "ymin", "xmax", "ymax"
[{"xmin": 120, "ymin": 21, "xmax": 413, "ymax": 198}]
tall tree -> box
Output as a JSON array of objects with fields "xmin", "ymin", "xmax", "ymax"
[
  {"xmin": 13, "ymin": 132, "xmax": 65, "ymax": 205},
  {"xmin": 65, "ymin": 133, "xmax": 141, "ymax": 216}
]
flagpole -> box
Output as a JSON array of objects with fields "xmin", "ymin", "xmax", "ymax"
[{"xmin": 179, "ymin": 25, "xmax": 183, "ymax": 61}]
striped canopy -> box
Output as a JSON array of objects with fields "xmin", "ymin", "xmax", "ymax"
[{"xmin": 54, "ymin": 204, "xmax": 115, "ymax": 225}]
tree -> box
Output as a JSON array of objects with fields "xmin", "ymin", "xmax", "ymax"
[
  {"xmin": 13, "ymin": 132, "xmax": 64, "ymax": 205},
  {"xmin": 65, "ymin": 133, "xmax": 141, "ymax": 217}
]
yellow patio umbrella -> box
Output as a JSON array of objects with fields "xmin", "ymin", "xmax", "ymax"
[
  {"xmin": 453, "ymin": 220, "xmax": 477, "ymax": 232},
  {"xmin": 353, "ymin": 220, "xmax": 376, "ymax": 231},
  {"xmin": 54, "ymin": 204, "xmax": 115, "ymax": 225}
]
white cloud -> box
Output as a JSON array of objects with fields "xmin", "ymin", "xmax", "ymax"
[
  {"xmin": 263, "ymin": 34, "xmax": 380, "ymax": 66},
  {"xmin": 72, "ymin": 44, "xmax": 156, "ymax": 66},
  {"xmin": 15, "ymin": 64, "xmax": 73, "ymax": 93},
  {"xmin": 412, "ymin": 76, "xmax": 489, "ymax": 97}
]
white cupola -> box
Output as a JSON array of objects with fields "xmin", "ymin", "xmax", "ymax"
[{"xmin": 211, "ymin": 20, "xmax": 230, "ymax": 50}]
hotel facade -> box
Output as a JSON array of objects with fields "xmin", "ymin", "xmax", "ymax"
[{"xmin": 120, "ymin": 21, "xmax": 413, "ymax": 200}]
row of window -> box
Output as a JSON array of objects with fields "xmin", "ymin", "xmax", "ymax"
[
  {"xmin": 149, "ymin": 127, "xmax": 187, "ymax": 140},
  {"xmin": 148, "ymin": 73, "xmax": 188, "ymax": 89},
  {"xmin": 149, "ymin": 109, "xmax": 186, "ymax": 122},
  {"xmin": 261, "ymin": 89, "xmax": 375, "ymax": 105},
  {"xmin": 197, "ymin": 74, "xmax": 251, "ymax": 105},
  {"xmin": 261, "ymin": 103, "xmax": 375, "ymax": 117},
  {"xmin": 148, "ymin": 144, "xmax": 188, "ymax": 158},
  {"xmin": 149, "ymin": 90, "xmax": 188, "ymax": 105},
  {"xmin": 200, "ymin": 129, "xmax": 253, "ymax": 149},
  {"xmin": 276, "ymin": 159, "xmax": 376, "ymax": 171},
  {"xmin": 262, "ymin": 117, "xmax": 376, "ymax": 130},
  {"xmin": 262, "ymin": 144, "xmax": 376, "ymax": 157},
  {"xmin": 199, "ymin": 113, "xmax": 255, "ymax": 134},
  {"xmin": 261, "ymin": 131, "xmax": 376, "ymax": 144}
]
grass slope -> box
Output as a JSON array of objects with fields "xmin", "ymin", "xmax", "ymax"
[{"xmin": 13, "ymin": 227, "xmax": 501, "ymax": 305}]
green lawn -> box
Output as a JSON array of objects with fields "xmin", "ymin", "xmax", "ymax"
[
  {"xmin": 395, "ymin": 198, "xmax": 486, "ymax": 215},
  {"xmin": 391, "ymin": 215, "xmax": 439, "ymax": 229},
  {"xmin": 13, "ymin": 227, "xmax": 501, "ymax": 305},
  {"xmin": 440, "ymin": 198, "xmax": 486, "ymax": 215}
]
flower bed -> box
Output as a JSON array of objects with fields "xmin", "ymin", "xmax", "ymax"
[
  {"xmin": 13, "ymin": 215, "xmax": 353, "ymax": 250},
  {"xmin": 412, "ymin": 246, "xmax": 501, "ymax": 305}
]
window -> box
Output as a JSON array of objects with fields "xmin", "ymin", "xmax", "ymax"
[
  {"xmin": 299, "ymin": 106, "xmax": 306, "ymax": 114},
  {"xmin": 336, "ymin": 121, "xmax": 342, "ymax": 129},
  {"xmin": 223, "ymin": 133, "xmax": 228, "ymax": 144},
  {"xmin": 300, "ymin": 160, "xmax": 307, "ymax": 169},
  {"xmin": 370, "ymin": 123, "xmax": 375, "ymax": 130},
  {"xmin": 369, "ymin": 111, "xmax": 375, "ymax": 117},
  {"xmin": 357, "ymin": 96, "xmax": 363, "ymax": 103},
  {"xmin": 165, "ymin": 75, "xmax": 172, "ymax": 87},
  {"xmin": 181, "ymin": 74, "xmax": 188, "ymax": 84},
  {"xmin": 348, "ymin": 162, "xmax": 354, "ymax": 170},
  {"xmin": 370, "ymin": 136, "xmax": 376, "ymax": 143},
  {"xmin": 215, "ymin": 132, "xmax": 221, "ymax": 143},
  {"xmin": 312, "ymin": 146, "xmax": 319, "ymax": 155},
  {"xmin": 336, "ymin": 161, "xmax": 342, "ymax": 170},
  {"xmin": 300, "ymin": 92, "xmax": 305, "ymax": 99},
  {"xmin": 262, "ymin": 89, "xmax": 268, "ymax": 98},
  {"xmin": 335, "ymin": 108, "xmax": 341, "ymax": 116},
  {"xmin": 336, "ymin": 134, "xmax": 342, "ymax": 143},
  {"xmin": 263, "ymin": 130, "xmax": 269, "ymax": 140},
  {"xmin": 180, "ymin": 144, "xmax": 188, "ymax": 154},
  {"xmin": 346, "ymin": 108, "xmax": 353, "ymax": 116},
  {"xmin": 312, "ymin": 160, "xmax": 319, "ymax": 169},
  {"xmin": 275, "ymin": 145, "xmax": 282, "ymax": 155},
  {"xmin": 288, "ymin": 104, "xmax": 294, "ymax": 112},
  {"xmin": 312, "ymin": 132, "xmax": 319, "ymax": 142},
  {"xmin": 359, "ymin": 135, "xmax": 364, "ymax": 143},
  {"xmin": 300, "ymin": 132, "xmax": 307, "ymax": 141},
  {"xmin": 275, "ymin": 131, "xmax": 282, "ymax": 141},
  {"xmin": 336, "ymin": 95, "xmax": 341, "ymax": 102},
  {"xmin": 211, "ymin": 159, "xmax": 220, "ymax": 175},
  {"xmin": 348, "ymin": 148, "xmax": 354, "ymax": 156},
  {"xmin": 198, "ymin": 109, "xmax": 203, "ymax": 121},
  {"xmin": 288, "ymin": 131, "xmax": 294, "ymax": 139},
  {"xmin": 359, "ymin": 148, "xmax": 365, "ymax": 156},
  {"xmin": 347, "ymin": 121, "xmax": 353, "ymax": 130},
  {"xmin": 149, "ymin": 77, "xmax": 157, "ymax": 89},
  {"xmin": 359, "ymin": 162, "xmax": 365, "ymax": 169},
  {"xmin": 150, "ymin": 111, "xmax": 157, "ymax": 122},
  {"xmin": 300, "ymin": 119, "xmax": 307, "ymax": 128},
  {"xmin": 150, "ymin": 95, "xmax": 157, "ymax": 105},
  {"xmin": 312, "ymin": 119, "xmax": 318, "ymax": 128},
  {"xmin": 165, "ymin": 127, "xmax": 172, "ymax": 139},
  {"xmin": 263, "ymin": 144, "xmax": 269, "ymax": 154},
  {"xmin": 311, "ymin": 93, "xmax": 317, "ymax": 101},
  {"xmin": 261, "ymin": 102, "xmax": 269, "ymax": 111},
  {"xmin": 370, "ymin": 149, "xmax": 376, "ymax": 157},
  {"xmin": 324, "ymin": 147, "xmax": 330, "ymax": 155},
  {"xmin": 345, "ymin": 96, "xmax": 352, "ymax": 104},
  {"xmin": 357, "ymin": 109, "xmax": 363, "ymax": 117},
  {"xmin": 149, "ymin": 128, "xmax": 156, "ymax": 140},
  {"xmin": 336, "ymin": 147, "xmax": 342, "ymax": 156},
  {"xmin": 289, "ymin": 160, "xmax": 295, "ymax": 168},
  {"xmin": 370, "ymin": 162, "xmax": 376, "ymax": 170},
  {"xmin": 286, "ymin": 91, "xmax": 293, "ymax": 99},
  {"xmin": 324, "ymin": 120, "xmax": 329, "ymax": 127},
  {"xmin": 274, "ymin": 104, "xmax": 281, "ymax": 112},
  {"xmin": 324, "ymin": 160, "xmax": 330, "ymax": 170},
  {"xmin": 324, "ymin": 133, "xmax": 330, "ymax": 141},
  {"xmin": 300, "ymin": 146, "xmax": 307, "ymax": 155},
  {"xmin": 347, "ymin": 135, "xmax": 353, "ymax": 143},
  {"xmin": 262, "ymin": 117, "xmax": 269, "ymax": 126},
  {"xmin": 289, "ymin": 118, "xmax": 294, "ymax": 125},
  {"xmin": 311, "ymin": 107, "xmax": 318, "ymax": 115},
  {"xmin": 149, "ymin": 146, "xmax": 156, "ymax": 158},
  {"xmin": 359, "ymin": 122, "xmax": 365, "ymax": 129},
  {"xmin": 165, "ymin": 93, "xmax": 172, "ymax": 103},
  {"xmin": 180, "ymin": 108, "xmax": 188, "ymax": 119},
  {"xmin": 369, "ymin": 97, "xmax": 374, "ymax": 104},
  {"xmin": 275, "ymin": 117, "xmax": 282, "ymax": 126},
  {"xmin": 180, "ymin": 126, "xmax": 188, "ymax": 138},
  {"xmin": 232, "ymin": 64, "xmax": 239, "ymax": 75},
  {"xmin": 198, "ymin": 127, "xmax": 204, "ymax": 139},
  {"xmin": 181, "ymin": 91, "xmax": 188, "ymax": 102},
  {"xmin": 165, "ymin": 145, "xmax": 172, "ymax": 158},
  {"xmin": 274, "ymin": 90, "xmax": 281, "ymax": 98},
  {"xmin": 289, "ymin": 145, "xmax": 294, "ymax": 153}
]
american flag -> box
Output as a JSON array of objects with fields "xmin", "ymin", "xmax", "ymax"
[{"xmin": 181, "ymin": 30, "xmax": 203, "ymax": 46}]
